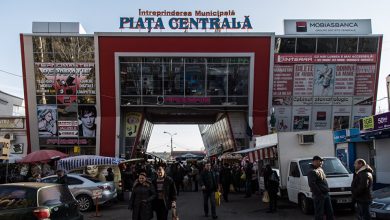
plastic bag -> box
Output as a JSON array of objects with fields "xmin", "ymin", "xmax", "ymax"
[
  {"xmin": 229, "ymin": 184, "xmax": 235, "ymax": 193},
  {"xmin": 172, "ymin": 207, "xmax": 179, "ymax": 220},
  {"xmin": 215, "ymin": 191, "xmax": 221, "ymax": 206},
  {"xmin": 262, "ymin": 191, "xmax": 270, "ymax": 203},
  {"xmin": 240, "ymin": 173, "xmax": 246, "ymax": 181}
]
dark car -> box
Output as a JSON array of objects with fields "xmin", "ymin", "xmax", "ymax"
[
  {"xmin": 0, "ymin": 182, "xmax": 83, "ymax": 220},
  {"xmin": 370, "ymin": 186, "xmax": 390, "ymax": 219}
]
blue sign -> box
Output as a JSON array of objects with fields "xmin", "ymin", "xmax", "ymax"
[{"xmin": 333, "ymin": 130, "xmax": 347, "ymax": 143}]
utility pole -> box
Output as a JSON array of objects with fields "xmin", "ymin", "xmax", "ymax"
[{"xmin": 163, "ymin": 131, "xmax": 177, "ymax": 160}]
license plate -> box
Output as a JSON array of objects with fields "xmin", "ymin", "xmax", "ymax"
[
  {"xmin": 336, "ymin": 198, "xmax": 351, "ymax": 203},
  {"xmin": 370, "ymin": 212, "xmax": 376, "ymax": 218}
]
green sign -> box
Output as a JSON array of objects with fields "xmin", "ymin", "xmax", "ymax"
[{"xmin": 362, "ymin": 116, "xmax": 374, "ymax": 130}]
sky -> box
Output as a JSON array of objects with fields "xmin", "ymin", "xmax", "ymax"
[{"xmin": 0, "ymin": 0, "xmax": 389, "ymax": 151}]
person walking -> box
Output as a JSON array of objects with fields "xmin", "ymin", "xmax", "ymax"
[
  {"xmin": 152, "ymin": 165, "xmax": 177, "ymax": 220},
  {"xmin": 219, "ymin": 163, "xmax": 232, "ymax": 202},
  {"xmin": 244, "ymin": 160, "xmax": 253, "ymax": 198},
  {"xmin": 351, "ymin": 159, "xmax": 373, "ymax": 220},
  {"xmin": 200, "ymin": 162, "xmax": 219, "ymax": 219},
  {"xmin": 191, "ymin": 164, "xmax": 200, "ymax": 192},
  {"xmin": 129, "ymin": 171, "xmax": 156, "ymax": 220},
  {"xmin": 264, "ymin": 164, "xmax": 279, "ymax": 213},
  {"xmin": 55, "ymin": 169, "xmax": 68, "ymax": 185},
  {"xmin": 105, "ymin": 167, "xmax": 115, "ymax": 182},
  {"xmin": 308, "ymin": 156, "xmax": 334, "ymax": 220}
]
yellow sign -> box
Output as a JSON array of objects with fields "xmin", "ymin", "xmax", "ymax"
[
  {"xmin": 362, "ymin": 116, "xmax": 374, "ymax": 130},
  {"xmin": 125, "ymin": 112, "xmax": 142, "ymax": 137},
  {"xmin": 73, "ymin": 146, "xmax": 80, "ymax": 153}
]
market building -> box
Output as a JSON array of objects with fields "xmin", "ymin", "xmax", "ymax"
[{"xmin": 19, "ymin": 18, "xmax": 383, "ymax": 159}]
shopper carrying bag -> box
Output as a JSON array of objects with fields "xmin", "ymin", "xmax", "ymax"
[{"xmin": 262, "ymin": 191, "xmax": 270, "ymax": 203}]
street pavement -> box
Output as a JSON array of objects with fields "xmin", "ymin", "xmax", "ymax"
[{"xmin": 86, "ymin": 191, "xmax": 355, "ymax": 220}]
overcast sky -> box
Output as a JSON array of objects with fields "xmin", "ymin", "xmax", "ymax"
[{"xmin": 0, "ymin": 0, "xmax": 389, "ymax": 151}]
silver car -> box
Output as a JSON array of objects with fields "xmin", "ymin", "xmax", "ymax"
[{"xmin": 42, "ymin": 174, "xmax": 117, "ymax": 212}]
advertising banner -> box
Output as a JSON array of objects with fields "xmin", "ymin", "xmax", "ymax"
[
  {"xmin": 274, "ymin": 106, "xmax": 292, "ymax": 132},
  {"xmin": 313, "ymin": 64, "xmax": 335, "ymax": 96},
  {"xmin": 352, "ymin": 105, "xmax": 373, "ymax": 128},
  {"xmin": 57, "ymin": 96, "xmax": 77, "ymax": 105},
  {"xmin": 333, "ymin": 97, "xmax": 352, "ymax": 105},
  {"xmin": 311, "ymin": 106, "xmax": 332, "ymax": 130},
  {"xmin": 353, "ymin": 96, "xmax": 373, "ymax": 105},
  {"xmin": 272, "ymin": 96, "xmax": 292, "ymax": 106},
  {"xmin": 332, "ymin": 106, "xmax": 352, "ymax": 131},
  {"xmin": 77, "ymin": 63, "xmax": 96, "ymax": 95},
  {"xmin": 313, "ymin": 96, "xmax": 333, "ymax": 105},
  {"xmin": 125, "ymin": 112, "xmax": 143, "ymax": 137},
  {"xmin": 0, "ymin": 118, "xmax": 24, "ymax": 129},
  {"xmin": 360, "ymin": 112, "xmax": 390, "ymax": 131},
  {"xmin": 35, "ymin": 63, "xmax": 56, "ymax": 95},
  {"xmin": 275, "ymin": 54, "xmax": 377, "ymax": 64},
  {"xmin": 284, "ymin": 19, "xmax": 372, "ymax": 35},
  {"xmin": 78, "ymin": 106, "xmax": 97, "ymax": 137},
  {"xmin": 293, "ymin": 96, "xmax": 313, "ymax": 105},
  {"xmin": 37, "ymin": 105, "xmax": 57, "ymax": 137},
  {"xmin": 334, "ymin": 64, "xmax": 355, "ymax": 96},
  {"xmin": 293, "ymin": 64, "xmax": 314, "ymax": 96},
  {"xmin": 273, "ymin": 65, "xmax": 294, "ymax": 96},
  {"xmin": 58, "ymin": 121, "xmax": 79, "ymax": 137},
  {"xmin": 292, "ymin": 106, "xmax": 311, "ymax": 131},
  {"xmin": 355, "ymin": 65, "xmax": 376, "ymax": 96},
  {"xmin": 333, "ymin": 130, "xmax": 347, "ymax": 144}
]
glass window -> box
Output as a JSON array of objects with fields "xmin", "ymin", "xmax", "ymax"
[
  {"xmin": 38, "ymin": 185, "xmax": 75, "ymax": 206},
  {"xmin": 276, "ymin": 38, "xmax": 296, "ymax": 53},
  {"xmin": 120, "ymin": 63, "xmax": 141, "ymax": 95},
  {"xmin": 317, "ymin": 38, "xmax": 337, "ymax": 53},
  {"xmin": 68, "ymin": 177, "xmax": 83, "ymax": 185},
  {"xmin": 358, "ymin": 37, "xmax": 378, "ymax": 53},
  {"xmin": 185, "ymin": 64, "xmax": 206, "ymax": 96},
  {"xmin": 164, "ymin": 61, "xmax": 184, "ymax": 96},
  {"xmin": 299, "ymin": 158, "xmax": 350, "ymax": 176},
  {"xmin": 207, "ymin": 64, "xmax": 227, "ymax": 96},
  {"xmin": 289, "ymin": 162, "xmax": 300, "ymax": 177},
  {"xmin": 338, "ymin": 38, "xmax": 358, "ymax": 53},
  {"xmin": 0, "ymin": 186, "xmax": 37, "ymax": 210},
  {"xmin": 228, "ymin": 64, "xmax": 248, "ymax": 96},
  {"xmin": 142, "ymin": 63, "xmax": 163, "ymax": 96},
  {"xmin": 33, "ymin": 36, "xmax": 54, "ymax": 53},
  {"xmin": 296, "ymin": 38, "xmax": 316, "ymax": 53}
]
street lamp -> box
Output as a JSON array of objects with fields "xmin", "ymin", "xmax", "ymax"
[{"xmin": 163, "ymin": 131, "xmax": 177, "ymax": 159}]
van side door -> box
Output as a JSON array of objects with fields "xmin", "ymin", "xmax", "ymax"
[{"xmin": 287, "ymin": 162, "xmax": 301, "ymax": 203}]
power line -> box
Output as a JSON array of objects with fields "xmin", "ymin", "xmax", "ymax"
[{"xmin": 0, "ymin": 69, "xmax": 22, "ymax": 78}]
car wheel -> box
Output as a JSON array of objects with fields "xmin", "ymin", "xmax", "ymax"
[
  {"xmin": 76, "ymin": 195, "xmax": 93, "ymax": 212},
  {"xmin": 300, "ymin": 195, "xmax": 312, "ymax": 214}
]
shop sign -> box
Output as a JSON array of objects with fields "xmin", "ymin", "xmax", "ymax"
[
  {"xmin": 333, "ymin": 130, "xmax": 347, "ymax": 143},
  {"xmin": 120, "ymin": 9, "xmax": 252, "ymax": 31},
  {"xmin": 0, "ymin": 118, "xmax": 24, "ymax": 129},
  {"xmin": 360, "ymin": 112, "xmax": 390, "ymax": 131},
  {"xmin": 275, "ymin": 54, "xmax": 377, "ymax": 64}
]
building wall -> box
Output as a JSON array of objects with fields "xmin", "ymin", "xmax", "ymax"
[
  {"xmin": 0, "ymin": 91, "xmax": 24, "ymax": 116},
  {"xmin": 374, "ymin": 138, "xmax": 390, "ymax": 184}
]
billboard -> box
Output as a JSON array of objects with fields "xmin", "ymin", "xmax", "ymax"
[{"xmin": 284, "ymin": 19, "xmax": 372, "ymax": 35}]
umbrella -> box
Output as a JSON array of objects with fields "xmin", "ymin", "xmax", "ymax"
[{"xmin": 19, "ymin": 150, "xmax": 67, "ymax": 163}]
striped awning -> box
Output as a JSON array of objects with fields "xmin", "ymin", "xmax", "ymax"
[
  {"xmin": 248, "ymin": 147, "xmax": 277, "ymax": 163},
  {"xmin": 57, "ymin": 155, "xmax": 124, "ymax": 172}
]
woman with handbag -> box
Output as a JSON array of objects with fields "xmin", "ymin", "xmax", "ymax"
[
  {"xmin": 264, "ymin": 165, "xmax": 279, "ymax": 213},
  {"xmin": 129, "ymin": 170, "xmax": 156, "ymax": 220}
]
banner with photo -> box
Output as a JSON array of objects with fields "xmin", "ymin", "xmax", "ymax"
[
  {"xmin": 311, "ymin": 106, "xmax": 332, "ymax": 130},
  {"xmin": 355, "ymin": 65, "xmax": 376, "ymax": 96},
  {"xmin": 37, "ymin": 105, "xmax": 57, "ymax": 137},
  {"xmin": 273, "ymin": 65, "xmax": 294, "ymax": 96},
  {"xmin": 332, "ymin": 106, "xmax": 352, "ymax": 131},
  {"xmin": 313, "ymin": 64, "xmax": 335, "ymax": 96},
  {"xmin": 125, "ymin": 112, "xmax": 143, "ymax": 137},
  {"xmin": 272, "ymin": 96, "xmax": 292, "ymax": 106},
  {"xmin": 293, "ymin": 64, "xmax": 314, "ymax": 96},
  {"xmin": 78, "ymin": 106, "xmax": 97, "ymax": 138},
  {"xmin": 353, "ymin": 96, "xmax": 373, "ymax": 106},
  {"xmin": 35, "ymin": 63, "xmax": 56, "ymax": 95},
  {"xmin": 58, "ymin": 121, "xmax": 79, "ymax": 137},
  {"xmin": 274, "ymin": 106, "xmax": 292, "ymax": 132},
  {"xmin": 55, "ymin": 63, "xmax": 77, "ymax": 95},
  {"xmin": 77, "ymin": 63, "xmax": 96, "ymax": 95},
  {"xmin": 57, "ymin": 95, "xmax": 77, "ymax": 105},
  {"xmin": 334, "ymin": 64, "xmax": 355, "ymax": 96},
  {"xmin": 352, "ymin": 105, "xmax": 373, "ymax": 128},
  {"xmin": 292, "ymin": 106, "xmax": 312, "ymax": 131}
]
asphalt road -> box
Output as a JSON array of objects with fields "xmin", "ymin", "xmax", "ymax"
[{"xmin": 85, "ymin": 191, "xmax": 355, "ymax": 220}]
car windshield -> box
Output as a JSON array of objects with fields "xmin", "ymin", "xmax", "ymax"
[
  {"xmin": 38, "ymin": 185, "xmax": 74, "ymax": 206},
  {"xmin": 80, "ymin": 174, "xmax": 101, "ymax": 183},
  {"xmin": 0, "ymin": 186, "xmax": 37, "ymax": 210},
  {"xmin": 299, "ymin": 158, "xmax": 350, "ymax": 176}
]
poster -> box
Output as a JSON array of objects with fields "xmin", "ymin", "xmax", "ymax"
[
  {"xmin": 336, "ymin": 148, "xmax": 349, "ymax": 168},
  {"xmin": 125, "ymin": 112, "xmax": 142, "ymax": 137},
  {"xmin": 293, "ymin": 64, "xmax": 314, "ymax": 96},
  {"xmin": 272, "ymin": 96, "xmax": 292, "ymax": 106},
  {"xmin": 37, "ymin": 105, "xmax": 57, "ymax": 137},
  {"xmin": 333, "ymin": 64, "xmax": 355, "ymax": 96},
  {"xmin": 332, "ymin": 106, "xmax": 352, "ymax": 131},
  {"xmin": 77, "ymin": 63, "xmax": 96, "ymax": 95},
  {"xmin": 292, "ymin": 106, "xmax": 311, "ymax": 131},
  {"xmin": 57, "ymin": 96, "xmax": 77, "ymax": 105},
  {"xmin": 352, "ymin": 105, "xmax": 373, "ymax": 128},
  {"xmin": 313, "ymin": 64, "xmax": 335, "ymax": 96},
  {"xmin": 311, "ymin": 106, "xmax": 332, "ymax": 130},
  {"xmin": 55, "ymin": 63, "xmax": 77, "ymax": 95},
  {"xmin": 35, "ymin": 63, "xmax": 56, "ymax": 95},
  {"xmin": 58, "ymin": 121, "xmax": 79, "ymax": 137},
  {"xmin": 273, "ymin": 65, "xmax": 294, "ymax": 96},
  {"xmin": 274, "ymin": 106, "xmax": 292, "ymax": 132},
  {"xmin": 78, "ymin": 106, "xmax": 97, "ymax": 137},
  {"xmin": 353, "ymin": 97, "xmax": 373, "ymax": 106},
  {"xmin": 313, "ymin": 96, "xmax": 332, "ymax": 105},
  {"xmin": 355, "ymin": 65, "xmax": 376, "ymax": 96}
]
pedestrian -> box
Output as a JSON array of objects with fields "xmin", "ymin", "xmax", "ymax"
[
  {"xmin": 264, "ymin": 164, "xmax": 279, "ymax": 213},
  {"xmin": 351, "ymin": 158, "xmax": 373, "ymax": 220},
  {"xmin": 172, "ymin": 163, "xmax": 184, "ymax": 196},
  {"xmin": 199, "ymin": 162, "xmax": 218, "ymax": 219},
  {"xmin": 105, "ymin": 167, "xmax": 115, "ymax": 182},
  {"xmin": 308, "ymin": 156, "xmax": 334, "ymax": 220},
  {"xmin": 244, "ymin": 160, "xmax": 253, "ymax": 198},
  {"xmin": 191, "ymin": 164, "xmax": 200, "ymax": 192},
  {"xmin": 219, "ymin": 163, "xmax": 232, "ymax": 202},
  {"xmin": 55, "ymin": 169, "xmax": 68, "ymax": 185},
  {"xmin": 152, "ymin": 165, "xmax": 177, "ymax": 220},
  {"xmin": 129, "ymin": 170, "xmax": 156, "ymax": 220}
]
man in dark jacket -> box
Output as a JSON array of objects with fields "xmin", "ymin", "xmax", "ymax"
[
  {"xmin": 219, "ymin": 164, "xmax": 232, "ymax": 202},
  {"xmin": 244, "ymin": 160, "xmax": 253, "ymax": 198},
  {"xmin": 55, "ymin": 169, "xmax": 68, "ymax": 185},
  {"xmin": 152, "ymin": 165, "xmax": 177, "ymax": 220},
  {"xmin": 308, "ymin": 156, "xmax": 334, "ymax": 220},
  {"xmin": 105, "ymin": 167, "xmax": 115, "ymax": 182},
  {"xmin": 351, "ymin": 158, "xmax": 373, "ymax": 220},
  {"xmin": 200, "ymin": 162, "xmax": 218, "ymax": 219},
  {"xmin": 264, "ymin": 164, "xmax": 279, "ymax": 213}
]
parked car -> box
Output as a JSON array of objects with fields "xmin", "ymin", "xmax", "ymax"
[
  {"xmin": 41, "ymin": 174, "xmax": 117, "ymax": 212},
  {"xmin": 370, "ymin": 186, "xmax": 390, "ymax": 219},
  {"xmin": 0, "ymin": 182, "xmax": 83, "ymax": 220}
]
